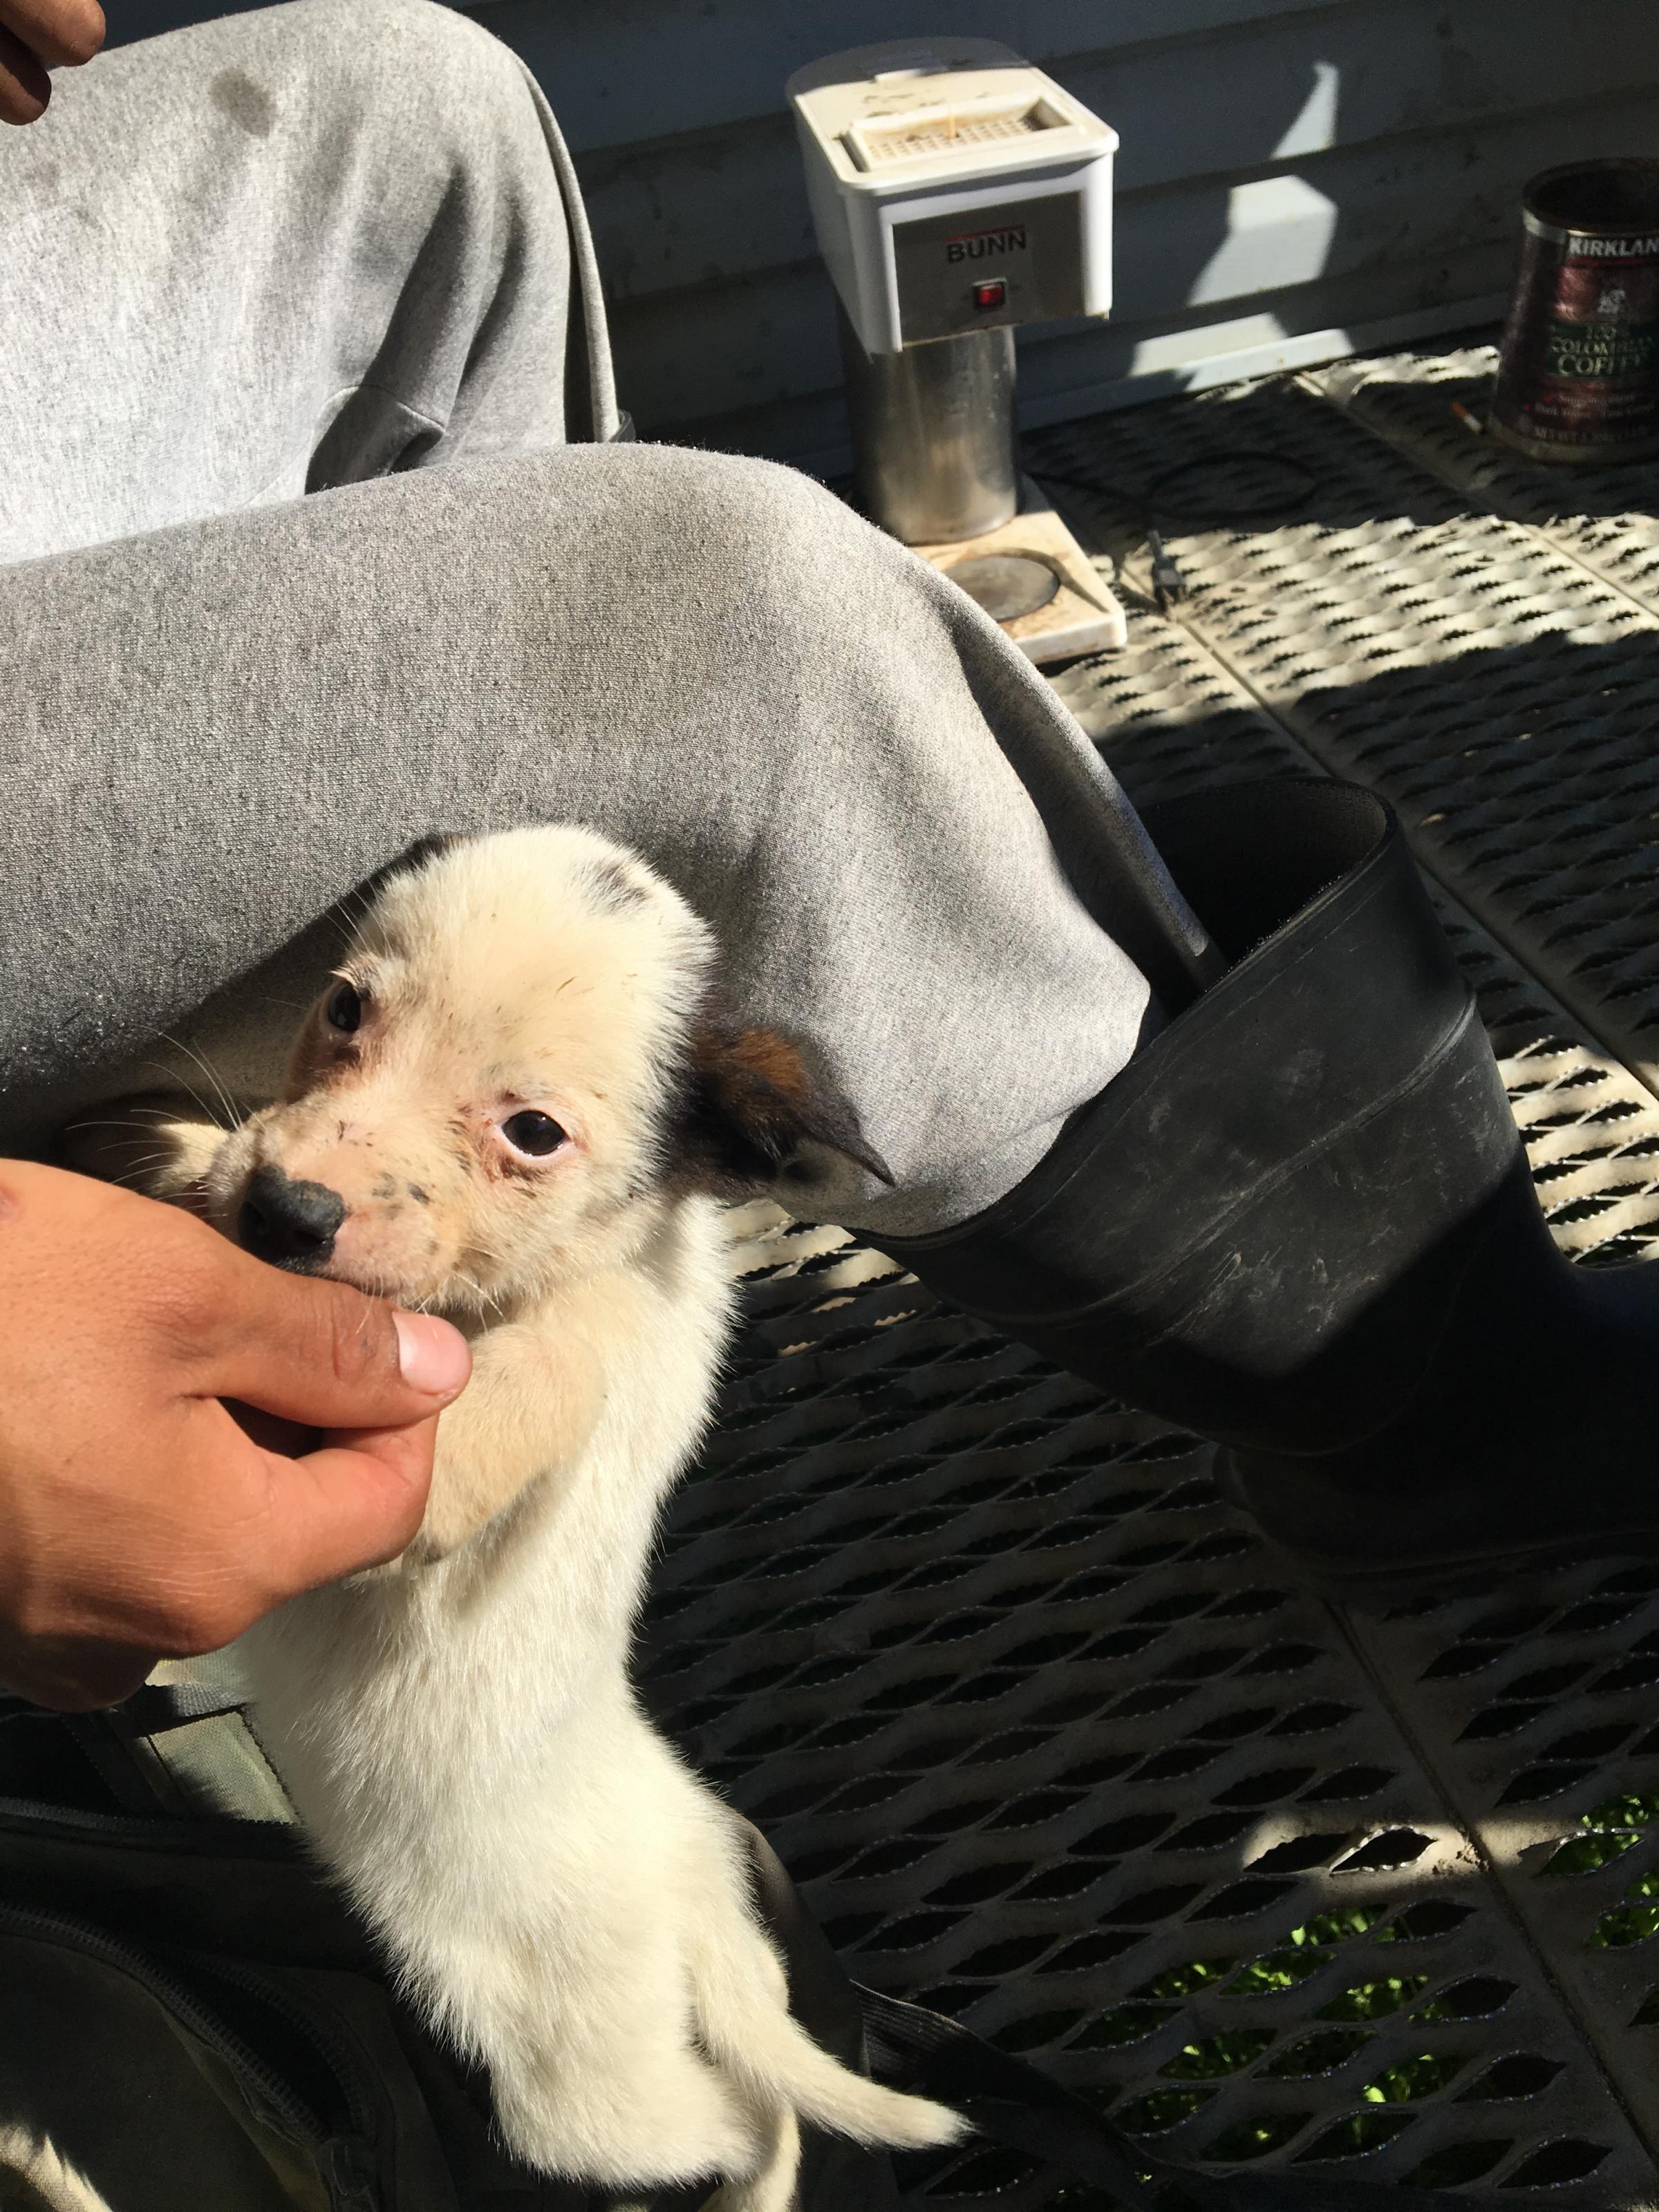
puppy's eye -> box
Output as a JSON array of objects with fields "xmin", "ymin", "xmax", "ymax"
[
  {"xmin": 502, "ymin": 1110, "xmax": 567, "ymax": 1157},
  {"xmin": 326, "ymin": 982, "xmax": 363, "ymax": 1034}
]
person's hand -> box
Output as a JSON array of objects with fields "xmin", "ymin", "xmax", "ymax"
[
  {"xmin": 0, "ymin": 1161, "xmax": 471, "ymax": 1709},
  {"xmin": 0, "ymin": 0, "xmax": 104, "ymax": 125}
]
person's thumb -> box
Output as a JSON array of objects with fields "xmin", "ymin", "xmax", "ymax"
[
  {"xmin": 190, "ymin": 1250, "xmax": 471, "ymax": 1431},
  {"xmin": 229, "ymin": 1418, "xmax": 441, "ymax": 1610}
]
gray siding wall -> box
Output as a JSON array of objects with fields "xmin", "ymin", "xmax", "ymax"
[{"xmin": 104, "ymin": 0, "xmax": 1659, "ymax": 465}]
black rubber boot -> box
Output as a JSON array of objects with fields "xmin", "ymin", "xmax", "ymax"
[{"xmin": 874, "ymin": 778, "xmax": 1659, "ymax": 1604}]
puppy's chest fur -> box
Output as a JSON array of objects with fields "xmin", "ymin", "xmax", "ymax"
[{"xmin": 242, "ymin": 1189, "xmax": 735, "ymax": 1866}]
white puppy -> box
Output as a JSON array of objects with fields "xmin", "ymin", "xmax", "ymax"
[{"xmin": 71, "ymin": 830, "xmax": 960, "ymax": 2206}]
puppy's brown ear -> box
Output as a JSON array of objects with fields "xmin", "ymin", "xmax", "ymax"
[{"xmin": 675, "ymin": 1021, "xmax": 894, "ymax": 1199}]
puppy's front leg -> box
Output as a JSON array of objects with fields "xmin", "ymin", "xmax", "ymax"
[{"xmin": 411, "ymin": 1321, "xmax": 605, "ymax": 1559}]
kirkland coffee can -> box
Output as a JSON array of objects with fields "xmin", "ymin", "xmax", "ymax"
[{"xmin": 1490, "ymin": 158, "xmax": 1659, "ymax": 464}]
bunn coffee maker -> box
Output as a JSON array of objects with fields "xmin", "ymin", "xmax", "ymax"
[{"xmin": 788, "ymin": 37, "xmax": 1126, "ymax": 660}]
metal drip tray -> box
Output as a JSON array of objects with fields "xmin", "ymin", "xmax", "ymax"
[{"xmin": 944, "ymin": 552, "xmax": 1061, "ymax": 620}]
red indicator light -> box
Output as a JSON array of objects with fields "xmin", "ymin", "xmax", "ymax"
[{"xmin": 973, "ymin": 279, "xmax": 1006, "ymax": 310}]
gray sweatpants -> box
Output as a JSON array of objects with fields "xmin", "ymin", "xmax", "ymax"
[{"xmin": 0, "ymin": 0, "xmax": 1184, "ymax": 1237}]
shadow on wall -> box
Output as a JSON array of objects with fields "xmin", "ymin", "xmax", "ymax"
[
  {"xmin": 570, "ymin": 0, "xmax": 1614, "ymax": 463},
  {"xmin": 586, "ymin": 22, "xmax": 1421, "ymax": 463}
]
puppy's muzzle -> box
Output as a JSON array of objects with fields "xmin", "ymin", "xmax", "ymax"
[{"xmin": 239, "ymin": 1163, "xmax": 347, "ymax": 1272}]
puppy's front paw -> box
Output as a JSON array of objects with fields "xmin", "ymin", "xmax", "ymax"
[{"xmin": 411, "ymin": 1334, "xmax": 606, "ymax": 1562}]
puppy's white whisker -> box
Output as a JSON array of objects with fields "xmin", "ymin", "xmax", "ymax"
[
  {"xmin": 158, "ymin": 1033, "xmax": 242, "ymax": 1131},
  {"xmin": 62, "ymin": 1117, "xmax": 175, "ymax": 1134},
  {"xmin": 109, "ymin": 1155, "xmax": 180, "ymax": 1187},
  {"xmin": 450, "ymin": 1271, "xmax": 507, "ymax": 1321},
  {"xmin": 137, "ymin": 1059, "xmax": 229, "ymax": 1135}
]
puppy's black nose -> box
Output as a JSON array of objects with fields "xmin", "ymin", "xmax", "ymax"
[{"xmin": 238, "ymin": 1164, "xmax": 346, "ymax": 1271}]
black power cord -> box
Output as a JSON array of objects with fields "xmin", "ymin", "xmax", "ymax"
[{"xmin": 1031, "ymin": 446, "xmax": 1320, "ymax": 611}]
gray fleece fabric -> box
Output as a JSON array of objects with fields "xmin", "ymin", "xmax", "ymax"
[{"xmin": 0, "ymin": 0, "xmax": 1175, "ymax": 1236}]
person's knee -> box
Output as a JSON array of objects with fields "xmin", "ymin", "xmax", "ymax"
[
  {"xmin": 688, "ymin": 450, "xmax": 983, "ymax": 718},
  {"xmin": 259, "ymin": 0, "xmax": 543, "ymax": 162},
  {"xmin": 581, "ymin": 444, "xmax": 948, "ymax": 650},
  {"xmin": 281, "ymin": 0, "xmax": 516, "ymax": 77},
  {"xmin": 337, "ymin": 0, "xmax": 531, "ymax": 102}
]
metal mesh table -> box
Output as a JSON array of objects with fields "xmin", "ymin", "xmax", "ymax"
[{"xmin": 644, "ymin": 341, "xmax": 1659, "ymax": 2207}]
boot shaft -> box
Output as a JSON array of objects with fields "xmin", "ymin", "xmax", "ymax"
[{"xmin": 882, "ymin": 782, "xmax": 1528, "ymax": 1454}]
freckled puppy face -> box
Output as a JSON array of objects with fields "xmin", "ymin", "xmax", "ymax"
[{"xmin": 203, "ymin": 831, "xmax": 715, "ymax": 1314}]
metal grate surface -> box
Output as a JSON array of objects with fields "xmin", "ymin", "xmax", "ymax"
[
  {"xmin": 1030, "ymin": 368, "xmax": 1659, "ymax": 1104},
  {"xmin": 645, "ymin": 1284, "xmax": 1659, "ymax": 2206},
  {"xmin": 644, "ymin": 344, "xmax": 1659, "ymax": 2206}
]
